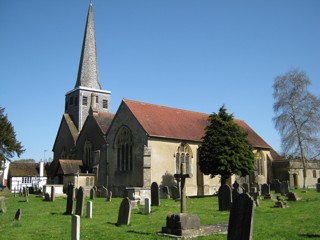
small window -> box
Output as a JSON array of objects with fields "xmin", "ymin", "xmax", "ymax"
[
  {"xmin": 313, "ymin": 170, "xmax": 317, "ymax": 178},
  {"xmin": 83, "ymin": 96, "xmax": 88, "ymax": 105},
  {"xmin": 103, "ymin": 99, "xmax": 108, "ymax": 109},
  {"xmin": 96, "ymin": 96, "xmax": 99, "ymax": 103}
]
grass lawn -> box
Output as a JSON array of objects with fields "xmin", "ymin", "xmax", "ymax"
[{"xmin": 0, "ymin": 189, "xmax": 320, "ymax": 239}]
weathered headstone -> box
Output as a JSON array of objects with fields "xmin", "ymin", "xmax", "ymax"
[
  {"xmin": 242, "ymin": 183, "xmax": 249, "ymax": 193},
  {"xmin": 232, "ymin": 186, "xmax": 243, "ymax": 203},
  {"xmin": 232, "ymin": 181, "xmax": 239, "ymax": 190},
  {"xmin": 75, "ymin": 187, "xmax": 85, "ymax": 216},
  {"xmin": 86, "ymin": 201, "xmax": 92, "ymax": 219},
  {"xmin": 287, "ymin": 192, "xmax": 300, "ymax": 201},
  {"xmin": 274, "ymin": 196, "xmax": 288, "ymax": 208},
  {"xmin": 44, "ymin": 193, "xmax": 50, "ymax": 201},
  {"xmin": 261, "ymin": 184, "xmax": 270, "ymax": 196},
  {"xmin": 227, "ymin": 193, "xmax": 255, "ymax": 240},
  {"xmin": 218, "ymin": 184, "xmax": 232, "ymax": 211},
  {"xmin": 72, "ymin": 214, "xmax": 80, "ymax": 240},
  {"xmin": 90, "ymin": 188, "xmax": 95, "ymax": 200},
  {"xmin": 151, "ymin": 182, "xmax": 160, "ymax": 206},
  {"xmin": 316, "ymin": 183, "xmax": 320, "ymax": 192},
  {"xmin": 162, "ymin": 186, "xmax": 170, "ymax": 199},
  {"xmin": 0, "ymin": 197, "xmax": 6, "ymax": 213},
  {"xmin": 273, "ymin": 179, "xmax": 281, "ymax": 193},
  {"xmin": 107, "ymin": 190, "xmax": 112, "ymax": 202},
  {"xmin": 116, "ymin": 197, "xmax": 131, "ymax": 226},
  {"xmin": 66, "ymin": 184, "xmax": 75, "ymax": 215},
  {"xmin": 171, "ymin": 186, "xmax": 180, "ymax": 201},
  {"xmin": 14, "ymin": 208, "xmax": 22, "ymax": 221},
  {"xmin": 162, "ymin": 213, "xmax": 201, "ymax": 236},
  {"xmin": 280, "ymin": 181, "xmax": 289, "ymax": 196},
  {"xmin": 145, "ymin": 197, "xmax": 151, "ymax": 215},
  {"xmin": 51, "ymin": 186, "xmax": 55, "ymax": 202}
]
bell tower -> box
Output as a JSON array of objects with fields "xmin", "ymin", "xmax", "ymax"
[{"xmin": 65, "ymin": 1, "xmax": 111, "ymax": 131}]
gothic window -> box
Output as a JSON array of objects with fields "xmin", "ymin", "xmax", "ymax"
[
  {"xmin": 96, "ymin": 96, "xmax": 99, "ymax": 103},
  {"xmin": 175, "ymin": 143, "xmax": 192, "ymax": 174},
  {"xmin": 93, "ymin": 150, "xmax": 100, "ymax": 165},
  {"xmin": 84, "ymin": 140, "xmax": 92, "ymax": 167},
  {"xmin": 115, "ymin": 126, "xmax": 133, "ymax": 171},
  {"xmin": 313, "ymin": 170, "xmax": 317, "ymax": 178}
]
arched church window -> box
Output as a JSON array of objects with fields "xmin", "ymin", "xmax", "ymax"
[
  {"xmin": 115, "ymin": 126, "xmax": 133, "ymax": 171},
  {"xmin": 175, "ymin": 143, "xmax": 192, "ymax": 174},
  {"xmin": 84, "ymin": 140, "xmax": 92, "ymax": 167}
]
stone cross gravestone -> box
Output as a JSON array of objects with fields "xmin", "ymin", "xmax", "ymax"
[
  {"xmin": 75, "ymin": 187, "xmax": 85, "ymax": 216},
  {"xmin": 116, "ymin": 197, "xmax": 132, "ymax": 226},
  {"xmin": 66, "ymin": 184, "xmax": 75, "ymax": 215},
  {"xmin": 174, "ymin": 163, "xmax": 192, "ymax": 213},
  {"xmin": 218, "ymin": 184, "xmax": 232, "ymax": 211},
  {"xmin": 14, "ymin": 208, "xmax": 22, "ymax": 221},
  {"xmin": 227, "ymin": 193, "xmax": 255, "ymax": 240},
  {"xmin": 151, "ymin": 182, "xmax": 160, "ymax": 206}
]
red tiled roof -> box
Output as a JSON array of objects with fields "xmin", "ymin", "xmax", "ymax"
[{"xmin": 124, "ymin": 99, "xmax": 271, "ymax": 149}]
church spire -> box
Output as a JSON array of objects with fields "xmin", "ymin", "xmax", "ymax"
[{"xmin": 75, "ymin": 2, "xmax": 101, "ymax": 90}]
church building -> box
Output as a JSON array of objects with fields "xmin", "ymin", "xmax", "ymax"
[{"xmin": 50, "ymin": 2, "xmax": 281, "ymax": 196}]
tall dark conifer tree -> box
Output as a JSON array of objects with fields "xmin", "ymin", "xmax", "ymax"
[
  {"xmin": 198, "ymin": 105, "xmax": 255, "ymax": 184},
  {"xmin": 0, "ymin": 107, "xmax": 24, "ymax": 163}
]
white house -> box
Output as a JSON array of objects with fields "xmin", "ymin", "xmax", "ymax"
[{"xmin": 8, "ymin": 162, "xmax": 47, "ymax": 193}]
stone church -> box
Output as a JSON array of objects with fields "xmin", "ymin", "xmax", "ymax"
[{"xmin": 49, "ymin": 2, "xmax": 281, "ymax": 196}]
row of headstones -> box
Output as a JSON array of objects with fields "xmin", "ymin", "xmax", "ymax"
[{"xmin": 89, "ymin": 186, "xmax": 112, "ymax": 202}]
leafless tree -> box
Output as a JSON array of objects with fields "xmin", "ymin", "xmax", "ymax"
[{"xmin": 273, "ymin": 68, "xmax": 320, "ymax": 188}]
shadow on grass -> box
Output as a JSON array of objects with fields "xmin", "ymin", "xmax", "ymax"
[
  {"xmin": 127, "ymin": 230, "xmax": 154, "ymax": 236},
  {"xmin": 298, "ymin": 234, "xmax": 320, "ymax": 238}
]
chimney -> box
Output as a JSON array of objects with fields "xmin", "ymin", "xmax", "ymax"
[{"xmin": 39, "ymin": 161, "xmax": 44, "ymax": 178}]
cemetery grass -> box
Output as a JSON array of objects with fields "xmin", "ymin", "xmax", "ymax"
[{"xmin": 0, "ymin": 190, "xmax": 320, "ymax": 239}]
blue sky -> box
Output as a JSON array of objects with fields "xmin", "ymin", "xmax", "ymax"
[{"xmin": 1, "ymin": 1, "xmax": 319, "ymax": 161}]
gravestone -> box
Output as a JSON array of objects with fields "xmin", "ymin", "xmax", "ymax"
[
  {"xmin": 90, "ymin": 188, "xmax": 95, "ymax": 200},
  {"xmin": 273, "ymin": 179, "xmax": 281, "ymax": 193},
  {"xmin": 44, "ymin": 193, "xmax": 50, "ymax": 201},
  {"xmin": 171, "ymin": 186, "xmax": 180, "ymax": 201},
  {"xmin": 227, "ymin": 193, "xmax": 255, "ymax": 240},
  {"xmin": 86, "ymin": 201, "xmax": 92, "ymax": 218},
  {"xmin": 66, "ymin": 184, "xmax": 75, "ymax": 215},
  {"xmin": 151, "ymin": 182, "xmax": 160, "ymax": 206},
  {"xmin": 232, "ymin": 186, "xmax": 243, "ymax": 203},
  {"xmin": 162, "ymin": 186, "xmax": 170, "ymax": 199},
  {"xmin": 0, "ymin": 197, "xmax": 6, "ymax": 213},
  {"xmin": 316, "ymin": 183, "xmax": 320, "ymax": 192},
  {"xmin": 72, "ymin": 214, "xmax": 80, "ymax": 240},
  {"xmin": 287, "ymin": 192, "xmax": 300, "ymax": 201},
  {"xmin": 280, "ymin": 181, "xmax": 289, "ymax": 196},
  {"xmin": 232, "ymin": 181, "xmax": 239, "ymax": 190},
  {"xmin": 162, "ymin": 213, "xmax": 201, "ymax": 236},
  {"xmin": 242, "ymin": 183, "xmax": 249, "ymax": 193},
  {"xmin": 116, "ymin": 197, "xmax": 131, "ymax": 226},
  {"xmin": 218, "ymin": 184, "xmax": 232, "ymax": 211},
  {"xmin": 107, "ymin": 190, "xmax": 112, "ymax": 202},
  {"xmin": 75, "ymin": 187, "xmax": 85, "ymax": 216},
  {"xmin": 14, "ymin": 208, "xmax": 22, "ymax": 221},
  {"xmin": 145, "ymin": 197, "xmax": 151, "ymax": 215},
  {"xmin": 51, "ymin": 186, "xmax": 55, "ymax": 202},
  {"xmin": 261, "ymin": 184, "xmax": 270, "ymax": 196}
]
